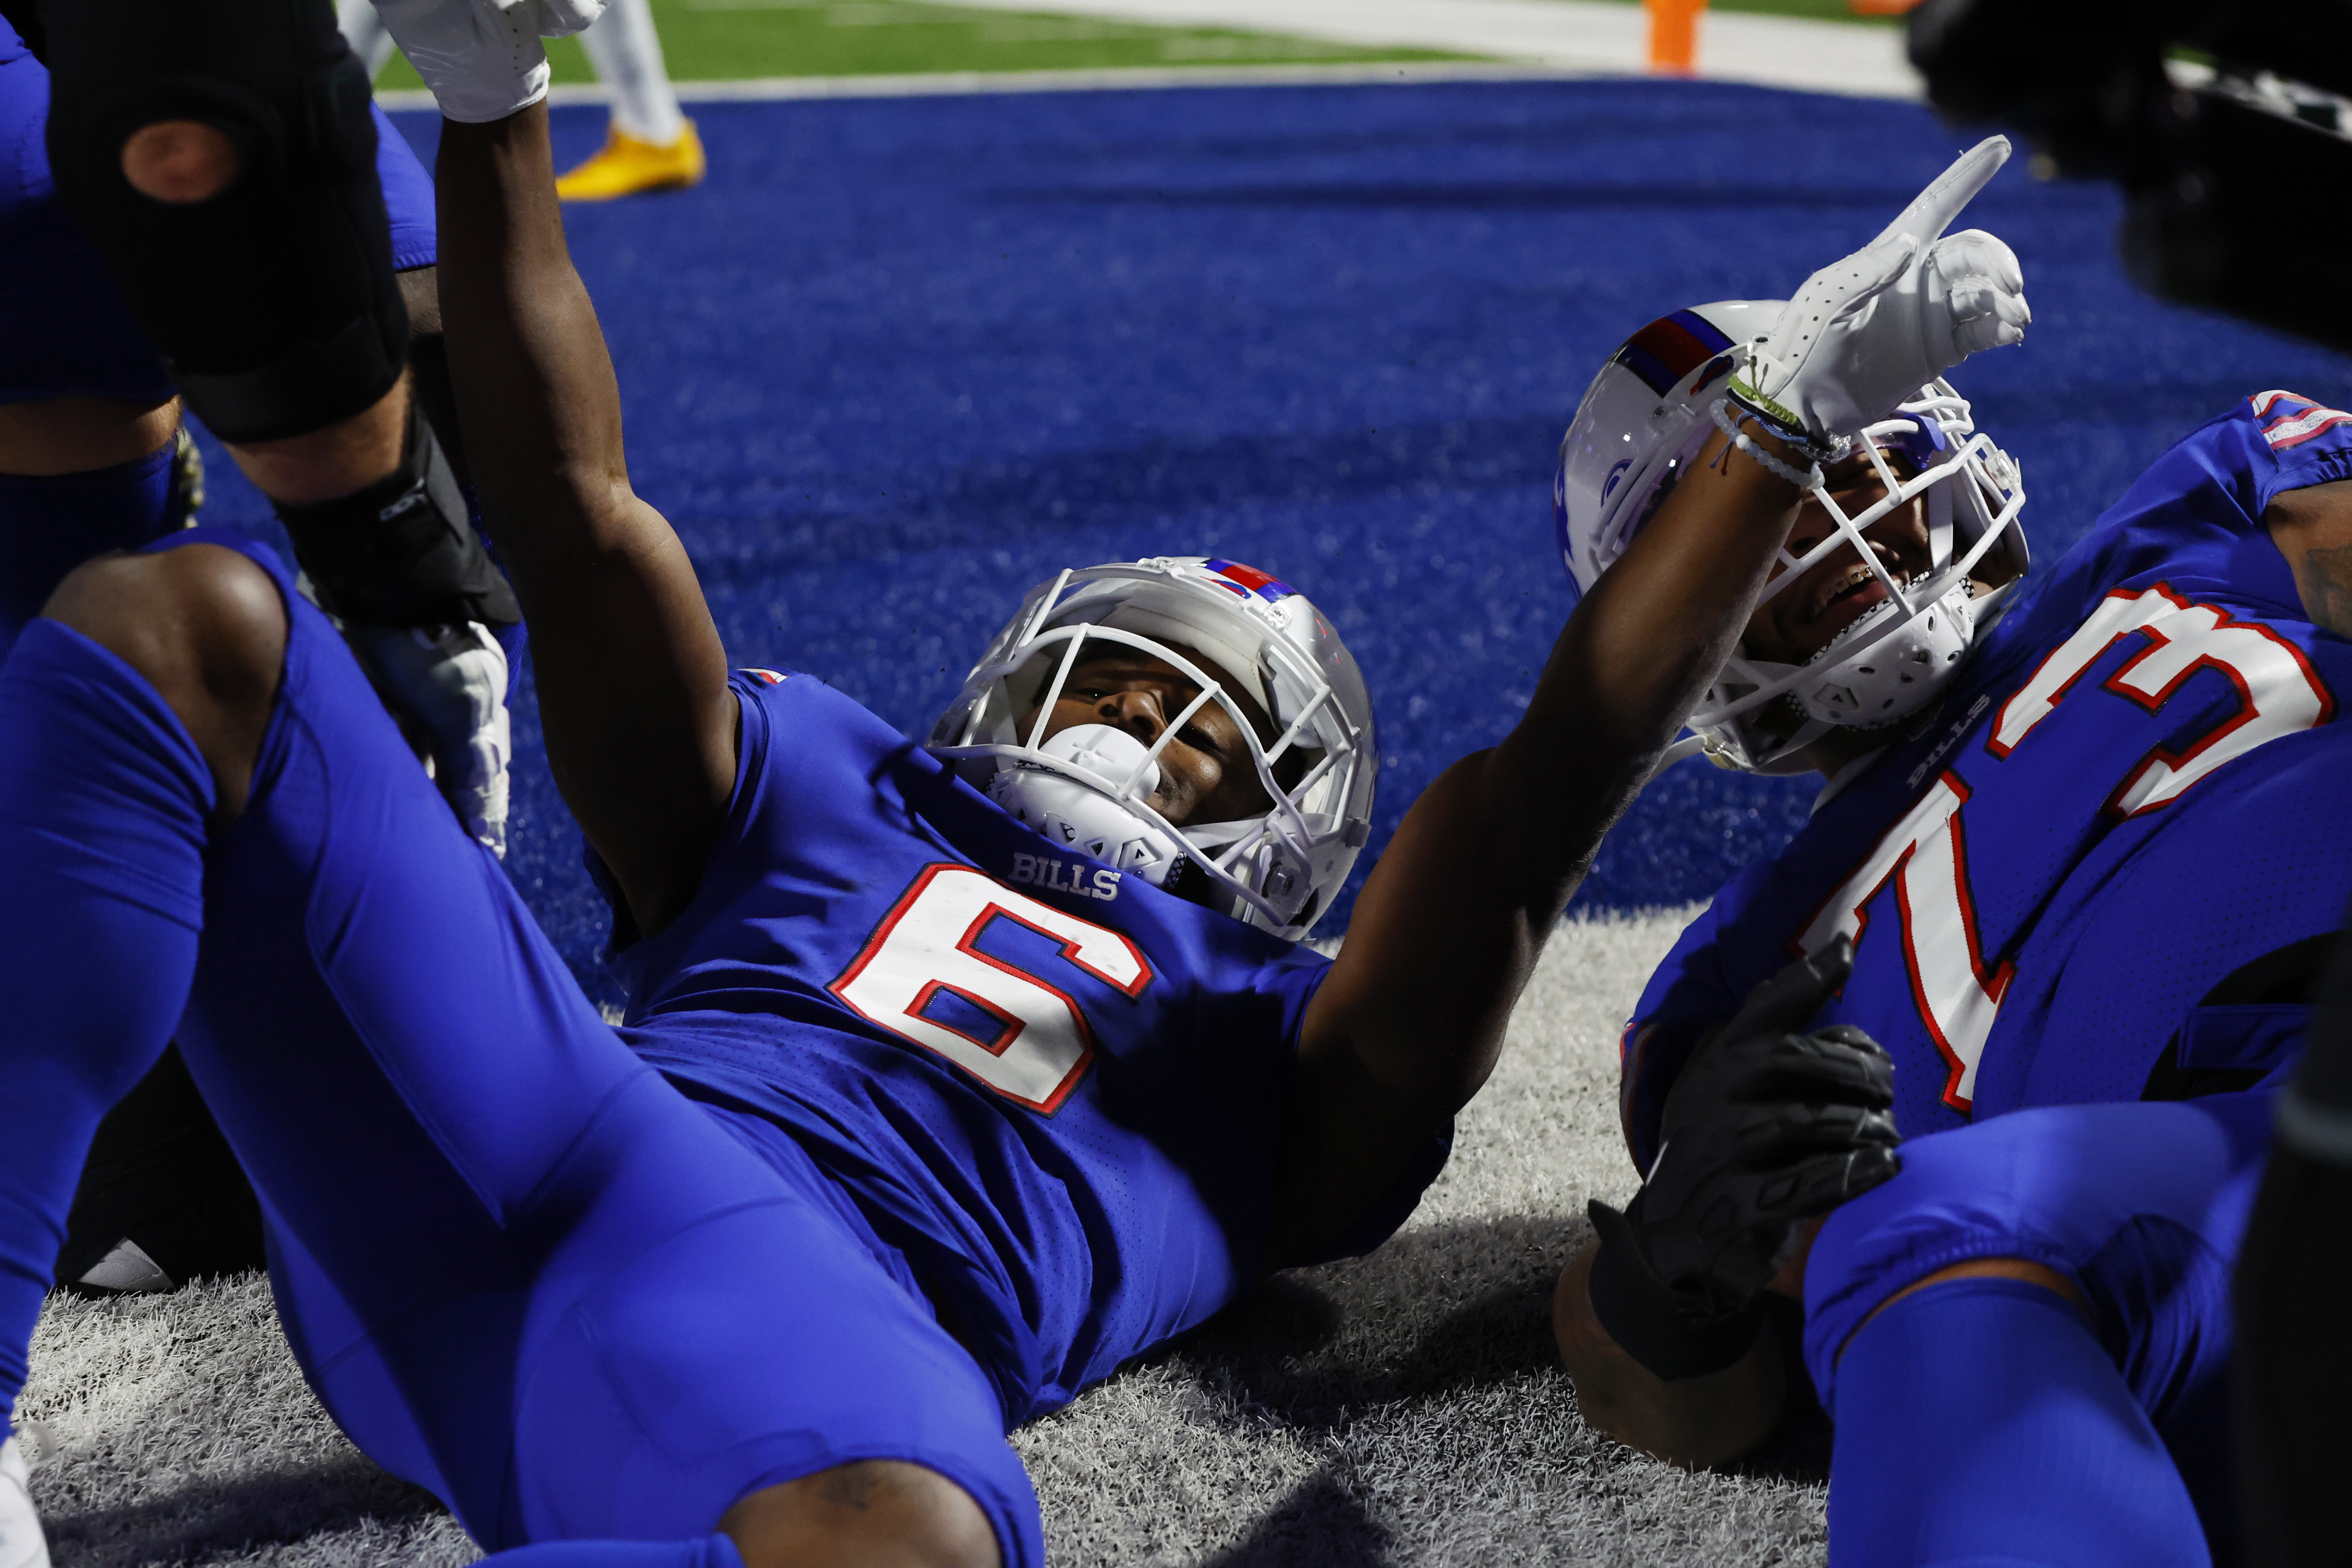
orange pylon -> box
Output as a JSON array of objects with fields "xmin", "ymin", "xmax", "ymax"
[{"xmin": 1646, "ymin": 0, "xmax": 1703, "ymax": 73}]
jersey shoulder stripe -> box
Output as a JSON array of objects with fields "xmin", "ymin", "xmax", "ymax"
[{"xmin": 2250, "ymin": 390, "xmax": 2352, "ymax": 452}]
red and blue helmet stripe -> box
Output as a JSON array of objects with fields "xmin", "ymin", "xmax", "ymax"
[
  {"xmin": 1613, "ymin": 309, "xmax": 1737, "ymax": 398},
  {"xmin": 1203, "ymin": 558, "xmax": 1297, "ymax": 602}
]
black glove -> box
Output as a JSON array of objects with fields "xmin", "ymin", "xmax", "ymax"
[{"xmin": 1586, "ymin": 937, "xmax": 1900, "ymax": 1379}]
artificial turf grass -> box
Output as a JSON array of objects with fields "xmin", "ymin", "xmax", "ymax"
[{"xmin": 370, "ymin": 0, "xmax": 1459, "ymax": 91}]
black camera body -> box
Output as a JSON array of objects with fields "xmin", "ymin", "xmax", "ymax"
[{"xmin": 1911, "ymin": 0, "xmax": 2352, "ymax": 351}]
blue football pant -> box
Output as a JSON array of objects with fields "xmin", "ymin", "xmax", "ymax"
[
  {"xmin": 0, "ymin": 441, "xmax": 181, "ymax": 661},
  {"xmin": 0, "ymin": 532, "xmax": 1041, "ymax": 1563},
  {"xmin": 1808, "ymin": 1094, "xmax": 2270, "ymax": 1566},
  {"xmin": 1829, "ymin": 1279, "xmax": 2210, "ymax": 1568}
]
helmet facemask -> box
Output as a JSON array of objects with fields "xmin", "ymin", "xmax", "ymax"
[
  {"xmin": 931, "ymin": 560, "xmax": 1378, "ymax": 940},
  {"xmin": 1691, "ymin": 383, "xmax": 2027, "ymax": 772},
  {"xmin": 1554, "ymin": 302, "xmax": 2029, "ymax": 778}
]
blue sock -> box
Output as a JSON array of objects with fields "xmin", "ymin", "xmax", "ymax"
[
  {"xmin": 0, "ymin": 439, "xmax": 181, "ymax": 662},
  {"xmin": 1828, "ymin": 1278, "xmax": 2210, "ymax": 1568},
  {"xmin": 0, "ymin": 621, "xmax": 212, "ymax": 1414},
  {"xmin": 480, "ymin": 1536, "xmax": 746, "ymax": 1568}
]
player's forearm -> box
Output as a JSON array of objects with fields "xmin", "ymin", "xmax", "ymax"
[
  {"xmin": 1319, "ymin": 433, "xmax": 1806, "ymax": 1060},
  {"xmin": 433, "ymin": 101, "xmax": 735, "ymax": 933},
  {"xmin": 1552, "ymin": 1243, "xmax": 1786, "ymax": 1466},
  {"xmin": 1508, "ymin": 428, "xmax": 1805, "ymax": 853},
  {"xmin": 433, "ymin": 104, "xmax": 644, "ymax": 589},
  {"xmin": 1292, "ymin": 434, "xmax": 1810, "ymax": 1229},
  {"xmin": 1315, "ymin": 753, "xmax": 1544, "ymax": 1096},
  {"xmin": 1367, "ymin": 430, "xmax": 1809, "ymax": 970}
]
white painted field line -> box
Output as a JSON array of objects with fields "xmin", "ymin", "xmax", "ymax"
[
  {"xmin": 935, "ymin": 0, "xmax": 1916, "ymax": 96},
  {"xmin": 372, "ymin": 59, "xmax": 1610, "ymax": 112},
  {"xmin": 370, "ymin": 0, "xmax": 1919, "ymax": 109}
]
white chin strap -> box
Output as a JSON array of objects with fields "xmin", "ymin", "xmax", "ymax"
[{"xmin": 985, "ymin": 724, "xmax": 1191, "ymax": 880}]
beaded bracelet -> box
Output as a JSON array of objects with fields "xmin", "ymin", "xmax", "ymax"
[
  {"xmin": 1710, "ymin": 397, "xmax": 1825, "ymax": 490},
  {"xmin": 1722, "ymin": 377, "xmax": 1838, "ymax": 458}
]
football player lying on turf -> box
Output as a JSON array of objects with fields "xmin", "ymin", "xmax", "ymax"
[
  {"xmin": 1549, "ymin": 301, "xmax": 2352, "ymax": 1559},
  {"xmin": 0, "ymin": 26, "xmax": 2026, "ymax": 1568}
]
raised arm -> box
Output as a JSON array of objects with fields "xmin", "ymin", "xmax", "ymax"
[
  {"xmin": 1272, "ymin": 138, "xmax": 2027, "ymax": 1267},
  {"xmin": 1270, "ymin": 428, "xmax": 1811, "ymax": 1264},
  {"xmin": 435, "ymin": 105, "xmax": 736, "ymax": 936}
]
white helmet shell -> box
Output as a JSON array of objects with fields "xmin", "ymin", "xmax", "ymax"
[
  {"xmin": 1553, "ymin": 301, "xmax": 2028, "ymax": 772},
  {"xmin": 931, "ymin": 557, "xmax": 1378, "ymax": 939}
]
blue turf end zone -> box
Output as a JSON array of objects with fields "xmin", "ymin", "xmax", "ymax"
[{"xmin": 191, "ymin": 79, "xmax": 2352, "ymax": 1005}]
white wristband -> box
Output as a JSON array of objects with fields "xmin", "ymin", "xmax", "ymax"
[{"xmin": 1711, "ymin": 399, "xmax": 1824, "ymax": 491}]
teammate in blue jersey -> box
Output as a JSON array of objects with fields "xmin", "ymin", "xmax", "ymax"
[
  {"xmin": 0, "ymin": 8, "xmax": 535, "ymax": 1303},
  {"xmin": 0, "ymin": 11, "xmax": 435, "ymax": 646},
  {"xmin": 1548, "ymin": 291, "xmax": 2352, "ymax": 1563},
  {"xmin": 0, "ymin": 4, "xmax": 517, "ymax": 853},
  {"xmin": 0, "ymin": 37, "xmax": 2029, "ymax": 1568}
]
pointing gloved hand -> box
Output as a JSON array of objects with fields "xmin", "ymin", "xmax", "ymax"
[
  {"xmin": 1584, "ymin": 938, "xmax": 1900, "ymax": 1380},
  {"xmin": 1734, "ymin": 136, "xmax": 2031, "ymax": 447},
  {"xmin": 370, "ymin": 0, "xmax": 609, "ymax": 123}
]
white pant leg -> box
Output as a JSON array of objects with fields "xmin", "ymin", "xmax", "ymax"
[
  {"xmin": 336, "ymin": 0, "xmax": 401, "ymax": 80},
  {"xmin": 579, "ymin": 0, "xmax": 686, "ymax": 146}
]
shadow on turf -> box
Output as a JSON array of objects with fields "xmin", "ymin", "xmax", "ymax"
[
  {"xmin": 1175, "ymin": 1213, "xmax": 1831, "ymax": 1486},
  {"xmin": 1199, "ymin": 1468, "xmax": 1394, "ymax": 1568},
  {"xmin": 42, "ymin": 1454, "xmax": 446, "ymax": 1568}
]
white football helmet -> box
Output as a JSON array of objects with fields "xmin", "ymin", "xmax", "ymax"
[
  {"xmin": 930, "ymin": 557, "xmax": 1377, "ymax": 939},
  {"xmin": 1553, "ymin": 300, "xmax": 2028, "ymax": 773}
]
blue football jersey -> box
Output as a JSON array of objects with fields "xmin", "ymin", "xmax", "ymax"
[
  {"xmin": 1623, "ymin": 392, "xmax": 2352, "ymax": 1167},
  {"xmin": 598, "ymin": 668, "xmax": 1443, "ymax": 1424}
]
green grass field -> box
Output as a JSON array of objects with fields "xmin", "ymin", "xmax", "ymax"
[
  {"xmin": 372, "ymin": 0, "xmax": 1457, "ymax": 89},
  {"xmin": 368, "ymin": 0, "xmax": 1899, "ymax": 91},
  {"xmin": 1708, "ymin": 0, "xmax": 1899, "ymax": 22}
]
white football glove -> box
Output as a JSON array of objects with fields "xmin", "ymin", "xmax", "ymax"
[
  {"xmin": 1736, "ymin": 136, "xmax": 2031, "ymax": 445},
  {"xmin": 347, "ymin": 621, "xmax": 514, "ymax": 858},
  {"xmin": 369, "ymin": 0, "xmax": 608, "ymax": 123},
  {"xmin": 1, "ymin": 1432, "xmax": 49, "ymax": 1568}
]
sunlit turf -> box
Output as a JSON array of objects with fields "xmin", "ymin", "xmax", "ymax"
[
  {"xmin": 366, "ymin": 0, "xmax": 1904, "ymax": 92},
  {"xmin": 1706, "ymin": 0, "xmax": 1903, "ymax": 24},
  {"xmin": 370, "ymin": 0, "xmax": 1461, "ymax": 89}
]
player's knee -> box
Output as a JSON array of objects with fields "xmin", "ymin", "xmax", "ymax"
[
  {"xmin": 43, "ymin": 40, "xmax": 407, "ymax": 444},
  {"xmin": 1798, "ymin": 1111, "xmax": 2143, "ymax": 1403},
  {"xmin": 120, "ymin": 120, "xmax": 238, "ymax": 203},
  {"xmin": 42, "ymin": 546, "xmax": 287, "ymax": 792},
  {"xmin": 1850, "ymin": 1257, "xmax": 2082, "ymax": 1348},
  {"xmin": 720, "ymin": 1460, "xmax": 1001, "ymax": 1568}
]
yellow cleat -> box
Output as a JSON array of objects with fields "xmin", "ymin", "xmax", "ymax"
[{"xmin": 554, "ymin": 120, "xmax": 706, "ymax": 203}]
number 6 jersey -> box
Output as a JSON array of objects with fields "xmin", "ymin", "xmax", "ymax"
[
  {"xmin": 1623, "ymin": 392, "xmax": 2352, "ymax": 1168},
  {"xmin": 591, "ymin": 668, "xmax": 1447, "ymax": 1427}
]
